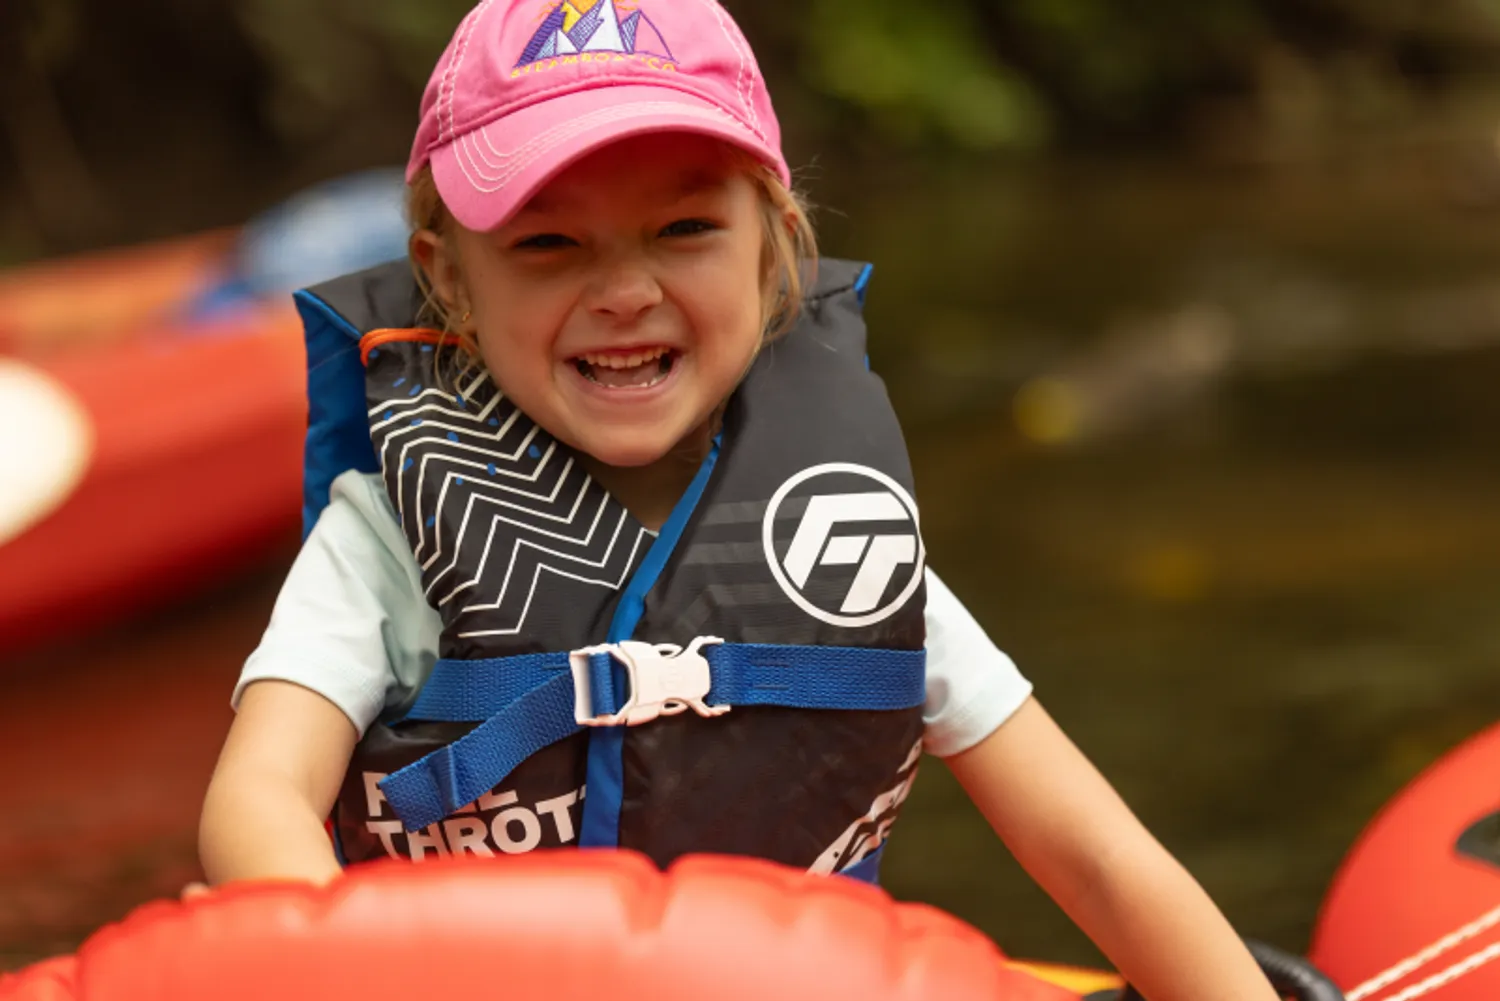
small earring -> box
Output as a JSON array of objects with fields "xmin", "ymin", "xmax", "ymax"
[{"xmin": 460, "ymin": 309, "xmax": 472, "ymax": 326}]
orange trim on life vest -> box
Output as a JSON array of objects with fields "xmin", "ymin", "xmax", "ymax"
[{"xmin": 359, "ymin": 327, "xmax": 450, "ymax": 366}]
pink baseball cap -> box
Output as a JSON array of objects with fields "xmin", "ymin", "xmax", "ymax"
[{"xmin": 407, "ymin": 0, "xmax": 790, "ymax": 233}]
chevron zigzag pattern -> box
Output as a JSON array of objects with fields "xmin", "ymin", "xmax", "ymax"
[{"xmin": 368, "ymin": 365, "xmax": 653, "ymax": 639}]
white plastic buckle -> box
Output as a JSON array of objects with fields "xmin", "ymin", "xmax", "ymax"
[{"xmin": 570, "ymin": 637, "xmax": 732, "ymax": 727}]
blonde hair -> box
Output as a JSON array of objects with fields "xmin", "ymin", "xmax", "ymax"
[{"xmin": 405, "ymin": 147, "xmax": 818, "ymax": 355}]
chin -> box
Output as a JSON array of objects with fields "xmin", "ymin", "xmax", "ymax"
[{"xmin": 581, "ymin": 437, "xmax": 678, "ymax": 469}]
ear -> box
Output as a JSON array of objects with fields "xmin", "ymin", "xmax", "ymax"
[
  {"xmin": 780, "ymin": 202, "xmax": 800, "ymax": 239},
  {"xmin": 409, "ymin": 228, "xmax": 466, "ymax": 316},
  {"xmin": 764, "ymin": 203, "xmax": 802, "ymax": 288}
]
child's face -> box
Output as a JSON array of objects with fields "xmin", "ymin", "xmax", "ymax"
[{"xmin": 437, "ymin": 133, "xmax": 768, "ymax": 469}]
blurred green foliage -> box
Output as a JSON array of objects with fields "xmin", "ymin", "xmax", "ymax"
[
  {"xmin": 5, "ymin": 0, "xmax": 1500, "ymax": 255},
  {"xmin": 797, "ymin": 0, "xmax": 1048, "ymax": 150},
  {"xmin": 218, "ymin": 0, "xmax": 1500, "ymax": 150},
  {"xmin": 231, "ymin": 0, "xmax": 471, "ymax": 138},
  {"xmin": 973, "ymin": 0, "xmax": 1500, "ymax": 142}
]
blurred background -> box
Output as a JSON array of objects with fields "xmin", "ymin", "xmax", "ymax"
[{"xmin": 4, "ymin": 0, "xmax": 1500, "ymax": 975}]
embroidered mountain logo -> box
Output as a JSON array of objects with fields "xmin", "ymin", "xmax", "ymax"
[{"xmin": 517, "ymin": 0, "xmax": 675, "ymax": 68}]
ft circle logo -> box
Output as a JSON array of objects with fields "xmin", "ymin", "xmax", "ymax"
[{"xmin": 762, "ymin": 463, "xmax": 925, "ymax": 627}]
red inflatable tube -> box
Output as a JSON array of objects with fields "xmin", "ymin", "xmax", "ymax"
[
  {"xmin": 0, "ymin": 852, "xmax": 1080, "ymax": 1001},
  {"xmin": 1310, "ymin": 723, "xmax": 1500, "ymax": 1001}
]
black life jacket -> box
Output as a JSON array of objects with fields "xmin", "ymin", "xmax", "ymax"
[{"xmin": 294, "ymin": 259, "xmax": 928, "ymax": 882}]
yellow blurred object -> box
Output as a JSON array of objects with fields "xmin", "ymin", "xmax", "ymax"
[
  {"xmin": 1014, "ymin": 376, "xmax": 1082, "ymax": 444},
  {"xmin": 1008, "ymin": 960, "xmax": 1125, "ymax": 995},
  {"xmin": 1125, "ymin": 543, "xmax": 1213, "ymax": 603}
]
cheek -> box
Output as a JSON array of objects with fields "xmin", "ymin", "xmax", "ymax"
[
  {"xmin": 693, "ymin": 241, "xmax": 769, "ymax": 358},
  {"xmin": 690, "ymin": 279, "xmax": 762, "ymax": 372},
  {"xmin": 456, "ymin": 242, "xmax": 573, "ymax": 362},
  {"xmin": 472, "ymin": 286, "xmax": 570, "ymax": 368}
]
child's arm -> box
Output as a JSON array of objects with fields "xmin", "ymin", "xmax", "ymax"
[
  {"xmin": 946, "ymin": 697, "xmax": 1280, "ymax": 1001},
  {"xmin": 198, "ymin": 679, "xmax": 359, "ymax": 886},
  {"xmin": 200, "ymin": 471, "xmax": 436, "ymax": 885}
]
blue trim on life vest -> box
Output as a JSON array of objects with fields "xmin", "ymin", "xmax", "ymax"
[
  {"xmin": 840, "ymin": 846, "xmax": 885, "ymax": 885},
  {"xmin": 853, "ymin": 263, "xmax": 874, "ymax": 306},
  {"xmin": 579, "ymin": 435, "xmax": 724, "ymax": 849},
  {"xmin": 294, "ymin": 289, "xmax": 380, "ymax": 539},
  {"xmin": 856, "ymin": 264, "xmax": 873, "ymax": 368},
  {"xmin": 330, "ymin": 818, "xmax": 351, "ymax": 868}
]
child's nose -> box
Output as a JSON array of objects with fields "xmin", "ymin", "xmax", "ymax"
[{"xmin": 584, "ymin": 259, "xmax": 664, "ymax": 324}]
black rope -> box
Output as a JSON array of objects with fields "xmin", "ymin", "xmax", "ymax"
[{"xmin": 1115, "ymin": 940, "xmax": 1346, "ymax": 1001}]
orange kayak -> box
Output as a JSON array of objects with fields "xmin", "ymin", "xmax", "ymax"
[
  {"xmin": 0, "ymin": 170, "xmax": 407, "ymax": 655},
  {"xmin": 0, "ymin": 239, "xmax": 307, "ymax": 654}
]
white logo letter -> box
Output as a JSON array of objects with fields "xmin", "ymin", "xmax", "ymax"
[{"xmin": 764, "ymin": 464, "xmax": 924, "ymax": 627}]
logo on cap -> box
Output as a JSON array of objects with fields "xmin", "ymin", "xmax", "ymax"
[
  {"xmin": 518, "ymin": 0, "xmax": 674, "ymax": 69},
  {"xmin": 762, "ymin": 463, "xmax": 925, "ymax": 628}
]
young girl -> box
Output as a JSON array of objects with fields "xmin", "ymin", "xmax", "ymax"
[{"xmin": 201, "ymin": 2, "xmax": 1279, "ymax": 999}]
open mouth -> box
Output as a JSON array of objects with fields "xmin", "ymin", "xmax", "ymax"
[{"xmin": 572, "ymin": 347, "xmax": 677, "ymax": 390}]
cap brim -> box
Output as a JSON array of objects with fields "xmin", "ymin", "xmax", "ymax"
[{"xmin": 429, "ymin": 84, "xmax": 787, "ymax": 233}]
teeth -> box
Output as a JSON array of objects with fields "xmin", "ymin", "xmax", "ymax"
[{"xmin": 578, "ymin": 347, "xmax": 669, "ymax": 370}]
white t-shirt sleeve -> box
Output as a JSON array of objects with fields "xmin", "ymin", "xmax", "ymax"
[
  {"xmin": 921, "ymin": 568, "xmax": 1033, "ymax": 758},
  {"xmin": 233, "ymin": 471, "xmax": 440, "ymax": 735}
]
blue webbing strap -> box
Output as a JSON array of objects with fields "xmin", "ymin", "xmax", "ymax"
[
  {"xmin": 405, "ymin": 645, "xmax": 925, "ymax": 723},
  {"xmin": 404, "ymin": 652, "xmax": 570, "ymax": 721},
  {"xmin": 841, "ymin": 847, "xmax": 885, "ymax": 885},
  {"xmin": 378, "ymin": 643, "xmax": 926, "ymax": 831},
  {"xmin": 706, "ymin": 644, "xmax": 923, "ymax": 710},
  {"xmin": 378, "ymin": 670, "xmax": 575, "ymax": 834}
]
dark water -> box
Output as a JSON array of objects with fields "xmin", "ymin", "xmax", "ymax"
[
  {"xmin": 5, "ymin": 140, "xmax": 1500, "ymax": 972},
  {"xmin": 843, "ymin": 141, "xmax": 1500, "ymax": 964}
]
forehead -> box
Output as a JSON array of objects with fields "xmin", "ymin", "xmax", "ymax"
[{"xmin": 516, "ymin": 133, "xmax": 748, "ymax": 215}]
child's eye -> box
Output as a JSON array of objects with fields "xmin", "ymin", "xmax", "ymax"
[
  {"xmin": 659, "ymin": 218, "xmax": 717, "ymax": 238},
  {"xmin": 512, "ymin": 233, "xmax": 578, "ymax": 251}
]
